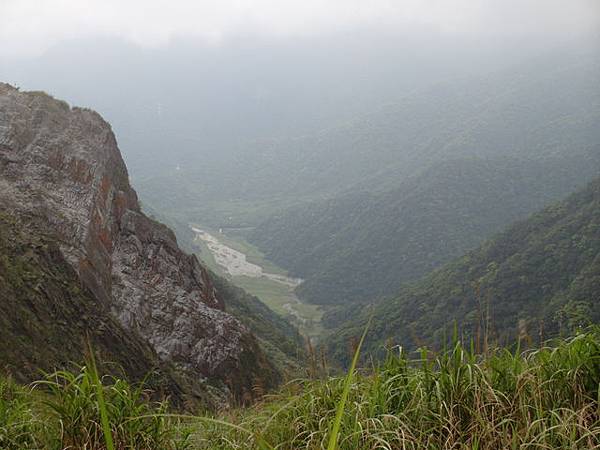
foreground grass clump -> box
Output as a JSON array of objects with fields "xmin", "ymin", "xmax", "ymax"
[
  {"xmin": 197, "ymin": 330, "xmax": 600, "ymax": 449},
  {"xmin": 1, "ymin": 330, "xmax": 599, "ymax": 449},
  {"xmin": 0, "ymin": 365, "xmax": 190, "ymax": 450},
  {"xmin": 37, "ymin": 366, "xmax": 191, "ymax": 450},
  {"xmin": 0, "ymin": 376, "xmax": 45, "ymax": 449}
]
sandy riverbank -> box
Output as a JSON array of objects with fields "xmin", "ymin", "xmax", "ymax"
[{"xmin": 191, "ymin": 227, "xmax": 302, "ymax": 286}]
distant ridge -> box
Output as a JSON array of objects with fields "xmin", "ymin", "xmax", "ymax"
[{"xmin": 328, "ymin": 175, "xmax": 600, "ymax": 364}]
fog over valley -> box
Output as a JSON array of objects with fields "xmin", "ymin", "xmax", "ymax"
[{"xmin": 1, "ymin": 1, "xmax": 600, "ymax": 448}]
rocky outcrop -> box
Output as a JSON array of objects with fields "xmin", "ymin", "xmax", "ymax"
[{"xmin": 0, "ymin": 83, "xmax": 277, "ymax": 403}]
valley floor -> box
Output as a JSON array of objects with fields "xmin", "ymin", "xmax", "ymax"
[{"xmin": 191, "ymin": 225, "xmax": 324, "ymax": 341}]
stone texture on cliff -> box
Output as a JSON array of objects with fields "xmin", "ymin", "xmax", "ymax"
[{"xmin": 0, "ymin": 83, "xmax": 277, "ymax": 401}]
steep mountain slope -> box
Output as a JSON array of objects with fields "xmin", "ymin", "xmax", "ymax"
[
  {"xmin": 137, "ymin": 52, "xmax": 600, "ymax": 228},
  {"xmin": 252, "ymin": 154, "xmax": 600, "ymax": 305},
  {"xmin": 141, "ymin": 203, "xmax": 305, "ymax": 372},
  {"xmin": 0, "ymin": 210, "xmax": 217, "ymax": 407},
  {"xmin": 212, "ymin": 275, "xmax": 305, "ymax": 374},
  {"xmin": 327, "ymin": 176, "xmax": 600, "ymax": 364},
  {"xmin": 0, "ymin": 212, "xmax": 159, "ymax": 382},
  {"xmin": 0, "ymin": 83, "xmax": 286, "ymax": 404}
]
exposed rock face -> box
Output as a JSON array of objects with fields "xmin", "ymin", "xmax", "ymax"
[{"xmin": 0, "ymin": 83, "xmax": 277, "ymax": 402}]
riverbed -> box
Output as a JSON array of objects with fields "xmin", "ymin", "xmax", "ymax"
[
  {"xmin": 191, "ymin": 227, "xmax": 301, "ymax": 283},
  {"xmin": 191, "ymin": 227, "xmax": 318, "ymax": 331}
]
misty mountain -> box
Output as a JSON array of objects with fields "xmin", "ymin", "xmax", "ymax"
[
  {"xmin": 238, "ymin": 52, "xmax": 600, "ymax": 306},
  {"xmin": 1, "ymin": 32, "xmax": 533, "ymax": 174},
  {"xmin": 133, "ymin": 49, "xmax": 600, "ymax": 229},
  {"xmin": 251, "ymin": 154, "xmax": 600, "ymax": 305},
  {"xmin": 327, "ymin": 175, "xmax": 600, "ymax": 365}
]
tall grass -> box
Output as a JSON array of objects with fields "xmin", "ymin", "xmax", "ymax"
[
  {"xmin": 326, "ymin": 317, "xmax": 370, "ymax": 450},
  {"xmin": 0, "ymin": 377, "xmax": 44, "ymax": 449},
  {"xmin": 87, "ymin": 342, "xmax": 115, "ymax": 450},
  {"xmin": 35, "ymin": 365, "xmax": 191, "ymax": 450},
  {"xmin": 1, "ymin": 329, "xmax": 599, "ymax": 449},
  {"xmin": 197, "ymin": 329, "xmax": 600, "ymax": 449}
]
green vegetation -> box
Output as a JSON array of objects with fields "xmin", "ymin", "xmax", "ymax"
[
  {"xmin": 0, "ymin": 209, "xmax": 293, "ymax": 409},
  {"xmin": 251, "ymin": 154, "xmax": 600, "ymax": 306},
  {"xmin": 211, "ymin": 275, "xmax": 307, "ymax": 375},
  {"xmin": 234, "ymin": 276, "xmax": 324, "ymax": 342},
  {"xmin": 4, "ymin": 48, "xmax": 600, "ymax": 450},
  {"xmin": 137, "ymin": 55, "xmax": 600, "ymax": 232},
  {"xmin": 327, "ymin": 176, "xmax": 600, "ymax": 365},
  {"xmin": 0, "ymin": 377, "xmax": 41, "ymax": 449},
  {"xmin": 0, "ymin": 212, "xmax": 164, "ymax": 386},
  {"xmin": 39, "ymin": 366, "xmax": 188, "ymax": 450},
  {"xmin": 134, "ymin": 55, "xmax": 600, "ymax": 313},
  {"xmin": 191, "ymin": 224, "xmax": 324, "ymax": 342},
  {"xmin": 4, "ymin": 330, "xmax": 599, "ymax": 449},
  {"xmin": 234, "ymin": 276, "xmax": 296, "ymax": 315},
  {"xmin": 1, "ymin": 366, "xmax": 190, "ymax": 449},
  {"xmin": 200, "ymin": 330, "xmax": 600, "ymax": 449},
  {"xmin": 325, "ymin": 317, "xmax": 370, "ymax": 450}
]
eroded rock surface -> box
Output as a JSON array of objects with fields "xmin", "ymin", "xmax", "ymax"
[{"xmin": 0, "ymin": 83, "xmax": 276, "ymax": 402}]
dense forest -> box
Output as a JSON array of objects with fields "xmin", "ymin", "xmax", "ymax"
[
  {"xmin": 251, "ymin": 153, "xmax": 600, "ymax": 305},
  {"xmin": 238, "ymin": 53, "xmax": 600, "ymax": 309},
  {"xmin": 326, "ymin": 176, "xmax": 600, "ymax": 365}
]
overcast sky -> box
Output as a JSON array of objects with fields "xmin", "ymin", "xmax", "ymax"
[{"xmin": 1, "ymin": 0, "xmax": 598, "ymax": 57}]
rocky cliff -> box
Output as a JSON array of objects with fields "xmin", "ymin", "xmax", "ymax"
[{"xmin": 0, "ymin": 83, "xmax": 278, "ymax": 404}]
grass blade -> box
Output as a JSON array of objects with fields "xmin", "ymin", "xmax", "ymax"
[
  {"xmin": 326, "ymin": 317, "xmax": 371, "ymax": 450},
  {"xmin": 86, "ymin": 341, "xmax": 115, "ymax": 450}
]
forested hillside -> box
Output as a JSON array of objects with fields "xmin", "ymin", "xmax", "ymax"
[
  {"xmin": 252, "ymin": 154, "xmax": 600, "ymax": 305},
  {"xmin": 327, "ymin": 176, "xmax": 600, "ymax": 364},
  {"xmin": 211, "ymin": 275, "xmax": 306, "ymax": 374},
  {"xmin": 137, "ymin": 52, "xmax": 600, "ymax": 228}
]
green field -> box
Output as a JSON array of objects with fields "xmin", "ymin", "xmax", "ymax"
[
  {"xmin": 191, "ymin": 225, "xmax": 324, "ymax": 341},
  {"xmin": 234, "ymin": 275, "xmax": 323, "ymax": 341}
]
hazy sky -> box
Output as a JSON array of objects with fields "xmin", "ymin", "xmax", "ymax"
[{"xmin": 1, "ymin": 0, "xmax": 598, "ymax": 57}]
